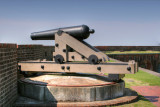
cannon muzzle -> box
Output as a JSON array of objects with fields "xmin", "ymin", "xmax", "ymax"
[{"xmin": 31, "ymin": 25, "xmax": 94, "ymax": 40}]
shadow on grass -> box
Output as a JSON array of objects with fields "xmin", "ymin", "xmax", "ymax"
[
  {"xmin": 138, "ymin": 95, "xmax": 151, "ymax": 102},
  {"xmin": 143, "ymin": 96, "xmax": 159, "ymax": 102},
  {"xmin": 123, "ymin": 88, "xmax": 151, "ymax": 103}
]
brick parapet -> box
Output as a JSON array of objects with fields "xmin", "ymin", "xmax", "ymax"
[
  {"xmin": 17, "ymin": 44, "xmax": 44, "ymax": 61},
  {"xmin": 108, "ymin": 54, "xmax": 160, "ymax": 72},
  {"xmin": 17, "ymin": 45, "xmax": 55, "ymax": 61},
  {"xmin": 43, "ymin": 46, "xmax": 54, "ymax": 61},
  {"xmin": 0, "ymin": 43, "xmax": 17, "ymax": 107},
  {"xmin": 95, "ymin": 46, "xmax": 160, "ymax": 51}
]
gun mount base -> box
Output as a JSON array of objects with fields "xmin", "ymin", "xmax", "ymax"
[{"xmin": 18, "ymin": 73, "xmax": 125, "ymax": 102}]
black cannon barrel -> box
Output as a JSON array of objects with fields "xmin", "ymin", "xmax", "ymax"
[{"xmin": 31, "ymin": 25, "xmax": 95, "ymax": 40}]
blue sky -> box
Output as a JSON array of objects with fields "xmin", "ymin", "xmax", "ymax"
[{"xmin": 0, "ymin": 0, "xmax": 160, "ymax": 46}]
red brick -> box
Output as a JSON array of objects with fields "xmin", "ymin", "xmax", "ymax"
[
  {"xmin": 132, "ymin": 86, "xmax": 160, "ymax": 107},
  {"xmin": 0, "ymin": 43, "xmax": 17, "ymax": 107}
]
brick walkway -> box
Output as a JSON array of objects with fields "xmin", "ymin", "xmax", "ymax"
[{"xmin": 131, "ymin": 86, "xmax": 160, "ymax": 107}]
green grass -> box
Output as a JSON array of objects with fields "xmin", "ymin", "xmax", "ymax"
[
  {"xmin": 108, "ymin": 60, "xmax": 116, "ymax": 62},
  {"xmin": 105, "ymin": 51, "xmax": 160, "ymax": 54},
  {"xmin": 107, "ymin": 70, "xmax": 160, "ymax": 107},
  {"xmin": 124, "ymin": 70, "xmax": 160, "ymax": 88}
]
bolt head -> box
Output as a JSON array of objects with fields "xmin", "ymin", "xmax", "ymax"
[
  {"xmin": 97, "ymin": 67, "xmax": 101, "ymax": 71},
  {"xmin": 55, "ymin": 43, "xmax": 59, "ymax": 47},
  {"xmin": 71, "ymin": 56, "xmax": 74, "ymax": 59},
  {"xmin": 67, "ymin": 66, "xmax": 70, "ymax": 70},
  {"xmin": 61, "ymin": 66, "xmax": 65, "ymax": 70},
  {"xmin": 63, "ymin": 49, "xmax": 66, "ymax": 52},
  {"xmin": 127, "ymin": 67, "xmax": 131, "ymax": 71}
]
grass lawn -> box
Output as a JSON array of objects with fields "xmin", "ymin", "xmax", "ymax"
[
  {"xmin": 124, "ymin": 70, "xmax": 160, "ymax": 88},
  {"xmin": 108, "ymin": 59, "xmax": 116, "ymax": 62},
  {"xmin": 105, "ymin": 51, "xmax": 160, "ymax": 54},
  {"xmin": 113, "ymin": 70, "xmax": 160, "ymax": 107}
]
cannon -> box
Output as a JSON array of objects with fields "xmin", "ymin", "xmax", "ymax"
[
  {"xmin": 18, "ymin": 25, "xmax": 138, "ymax": 81},
  {"xmin": 31, "ymin": 25, "xmax": 95, "ymax": 40},
  {"xmin": 31, "ymin": 25, "xmax": 106, "ymax": 64}
]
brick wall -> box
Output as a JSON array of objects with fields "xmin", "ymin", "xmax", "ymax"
[
  {"xmin": 17, "ymin": 45, "xmax": 44, "ymax": 61},
  {"xmin": 0, "ymin": 43, "xmax": 54, "ymax": 106},
  {"xmin": 43, "ymin": 46, "xmax": 54, "ymax": 61},
  {"xmin": 108, "ymin": 54, "xmax": 160, "ymax": 73},
  {"xmin": 0, "ymin": 43, "xmax": 17, "ymax": 107},
  {"xmin": 17, "ymin": 45, "xmax": 54, "ymax": 61},
  {"xmin": 95, "ymin": 46, "xmax": 160, "ymax": 51}
]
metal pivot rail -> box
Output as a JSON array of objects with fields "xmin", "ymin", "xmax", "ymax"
[{"xmin": 18, "ymin": 25, "xmax": 138, "ymax": 81}]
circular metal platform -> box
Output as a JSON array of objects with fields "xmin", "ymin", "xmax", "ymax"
[{"xmin": 18, "ymin": 74, "xmax": 125, "ymax": 102}]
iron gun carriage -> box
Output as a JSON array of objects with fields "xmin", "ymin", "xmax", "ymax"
[{"xmin": 19, "ymin": 25, "xmax": 138, "ymax": 81}]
